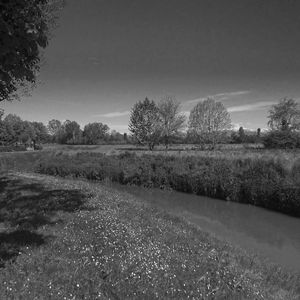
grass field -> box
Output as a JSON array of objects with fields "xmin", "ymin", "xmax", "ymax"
[
  {"xmin": 0, "ymin": 172, "xmax": 299, "ymax": 299},
  {"xmin": 41, "ymin": 143, "xmax": 300, "ymax": 169},
  {"xmin": 0, "ymin": 146, "xmax": 299, "ymax": 298}
]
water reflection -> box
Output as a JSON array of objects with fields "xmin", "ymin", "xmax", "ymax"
[{"xmin": 112, "ymin": 184, "xmax": 300, "ymax": 271}]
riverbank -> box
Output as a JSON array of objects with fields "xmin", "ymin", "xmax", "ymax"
[
  {"xmin": 36, "ymin": 152, "xmax": 300, "ymax": 216},
  {"xmin": 0, "ymin": 172, "xmax": 299, "ymax": 299}
]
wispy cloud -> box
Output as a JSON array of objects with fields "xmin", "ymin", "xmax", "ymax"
[
  {"xmin": 185, "ymin": 90, "xmax": 250, "ymax": 105},
  {"xmin": 228, "ymin": 101, "xmax": 276, "ymax": 113},
  {"xmin": 88, "ymin": 56, "xmax": 101, "ymax": 65},
  {"xmin": 109, "ymin": 124, "xmax": 129, "ymax": 132},
  {"xmin": 96, "ymin": 111, "xmax": 130, "ymax": 118}
]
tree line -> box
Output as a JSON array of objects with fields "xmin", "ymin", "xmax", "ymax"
[
  {"xmin": 129, "ymin": 96, "xmax": 300, "ymax": 150},
  {"xmin": 0, "ymin": 112, "xmax": 128, "ymax": 149},
  {"xmin": 0, "ymin": 96, "xmax": 299, "ymax": 150}
]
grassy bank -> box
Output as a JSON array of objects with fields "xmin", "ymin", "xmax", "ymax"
[
  {"xmin": 36, "ymin": 152, "xmax": 300, "ymax": 217},
  {"xmin": 0, "ymin": 173, "xmax": 299, "ymax": 299}
]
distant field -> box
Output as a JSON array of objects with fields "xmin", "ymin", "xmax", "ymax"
[{"xmin": 41, "ymin": 143, "xmax": 300, "ymax": 169}]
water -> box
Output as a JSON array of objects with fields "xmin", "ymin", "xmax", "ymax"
[{"xmin": 112, "ymin": 184, "xmax": 300, "ymax": 271}]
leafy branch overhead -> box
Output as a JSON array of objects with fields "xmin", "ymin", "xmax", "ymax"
[{"xmin": 0, "ymin": 0, "xmax": 64, "ymax": 101}]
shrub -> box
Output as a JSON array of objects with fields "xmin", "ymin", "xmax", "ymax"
[
  {"xmin": 263, "ymin": 130, "xmax": 300, "ymax": 149},
  {"xmin": 35, "ymin": 152, "xmax": 300, "ymax": 217}
]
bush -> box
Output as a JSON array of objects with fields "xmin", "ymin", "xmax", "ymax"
[
  {"xmin": 0, "ymin": 145, "xmax": 27, "ymax": 152},
  {"xmin": 35, "ymin": 152, "xmax": 300, "ymax": 217},
  {"xmin": 34, "ymin": 144, "xmax": 43, "ymax": 150},
  {"xmin": 263, "ymin": 130, "xmax": 300, "ymax": 149}
]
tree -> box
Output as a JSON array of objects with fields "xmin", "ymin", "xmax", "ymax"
[
  {"xmin": 129, "ymin": 97, "xmax": 162, "ymax": 150},
  {"xmin": 188, "ymin": 98, "xmax": 231, "ymax": 148},
  {"xmin": 47, "ymin": 119, "xmax": 64, "ymax": 143},
  {"xmin": 63, "ymin": 120, "xmax": 81, "ymax": 144},
  {"xmin": 19, "ymin": 121, "xmax": 35, "ymax": 145},
  {"xmin": 83, "ymin": 122, "xmax": 109, "ymax": 144},
  {"xmin": 238, "ymin": 126, "xmax": 245, "ymax": 143},
  {"xmin": 109, "ymin": 130, "xmax": 124, "ymax": 143},
  {"xmin": 47, "ymin": 119, "xmax": 61, "ymax": 135},
  {"xmin": 267, "ymin": 98, "xmax": 300, "ymax": 131},
  {"xmin": 3, "ymin": 114, "xmax": 24, "ymax": 143},
  {"xmin": 30, "ymin": 121, "xmax": 49, "ymax": 144},
  {"xmin": 0, "ymin": 0, "xmax": 64, "ymax": 101},
  {"xmin": 257, "ymin": 128, "xmax": 261, "ymax": 137},
  {"xmin": 158, "ymin": 96, "xmax": 186, "ymax": 149}
]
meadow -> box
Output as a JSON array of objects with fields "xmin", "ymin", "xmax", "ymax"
[
  {"xmin": 0, "ymin": 172, "xmax": 299, "ymax": 299},
  {"xmin": 0, "ymin": 145, "xmax": 299, "ymax": 298}
]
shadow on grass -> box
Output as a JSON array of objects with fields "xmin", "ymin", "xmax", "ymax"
[
  {"xmin": 0, "ymin": 175, "xmax": 89, "ymax": 267},
  {"xmin": 0, "ymin": 230, "xmax": 45, "ymax": 268}
]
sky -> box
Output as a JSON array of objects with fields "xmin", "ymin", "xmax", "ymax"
[{"xmin": 2, "ymin": 0, "xmax": 300, "ymax": 132}]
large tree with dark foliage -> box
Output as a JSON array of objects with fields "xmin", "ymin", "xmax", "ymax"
[
  {"xmin": 83, "ymin": 122, "xmax": 109, "ymax": 144},
  {"xmin": 0, "ymin": 0, "xmax": 63, "ymax": 101},
  {"xmin": 63, "ymin": 120, "xmax": 82, "ymax": 144}
]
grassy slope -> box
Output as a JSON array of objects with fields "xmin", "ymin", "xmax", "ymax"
[{"xmin": 0, "ymin": 172, "xmax": 299, "ymax": 299}]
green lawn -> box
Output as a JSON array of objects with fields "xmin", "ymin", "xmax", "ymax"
[{"xmin": 0, "ymin": 172, "xmax": 299, "ymax": 299}]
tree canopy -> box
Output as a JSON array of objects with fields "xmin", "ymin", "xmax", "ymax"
[
  {"xmin": 267, "ymin": 98, "xmax": 300, "ymax": 131},
  {"xmin": 158, "ymin": 96, "xmax": 186, "ymax": 149},
  {"xmin": 0, "ymin": 0, "xmax": 63, "ymax": 101},
  {"xmin": 188, "ymin": 98, "xmax": 231, "ymax": 147},
  {"xmin": 129, "ymin": 98, "xmax": 162, "ymax": 150},
  {"xmin": 83, "ymin": 122, "xmax": 109, "ymax": 145}
]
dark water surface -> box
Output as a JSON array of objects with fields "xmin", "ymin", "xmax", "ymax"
[{"xmin": 111, "ymin": 183, "xmax": 300, "ymax": 271}]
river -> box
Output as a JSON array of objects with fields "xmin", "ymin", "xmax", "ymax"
[{"xmin": 111, "ymin": 183, "xmax": 300, "ymax": 271}]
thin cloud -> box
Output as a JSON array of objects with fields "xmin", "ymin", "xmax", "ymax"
[
  {"xmin": 109, "ymin": 124, "xmax": 129, "ymax": 132},
  {"xmin": 96, "ymin": 111, "xmax": 130, "ymax": 118},
  {"xmin": 228, "ymin": 101, "xmax": 276, "ymax": 113},
  {"xmin": 185, "ymin": 90, "xmax": 250, "ymax": 105}
]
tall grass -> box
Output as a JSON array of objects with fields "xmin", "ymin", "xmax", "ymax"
[{"xmin": 35, "ymin": 152, "xmax": 300, "ymax": 217}]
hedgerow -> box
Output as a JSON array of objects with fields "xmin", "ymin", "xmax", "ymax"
[{"xmin": 35, "ymin": 152, "xmax": 300, "ymax": 216}]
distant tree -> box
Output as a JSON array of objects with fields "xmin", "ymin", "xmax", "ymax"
[
  {"xmin": 47, "ymin": 119, "xmax": 61, "ymax": 135},
  {"xmin": 265, "ymin": 98, "xmax": 300, "ymax": 149},
  {"xmin": 257, "ymin": 128, "xmax": 261, "ymax": 137},
  {"xmin": 188, "ymin": 98, "xmax": 231, "ymax": 149},
  {"xmin": 109, "ymin": 130, "xmax": 124, "ymax": 143},
  {"xmin": 19, "ymin": 121, "xmax": 35, "ymax": 145},
  {"xmin": 268, "ymin": 98, "xmax": 300, "ymax": 131},
  {"xmin": 123, "ymin": 133, "xmax": 128, "ymax": 142},
  {"xmin": 47, "ymin": 119, "xmax": 65, "ymax": 143},
  {"xmin": 83, "ymin": 122, "xmax": 109, "ymax": 144},
  {"xmin": 0, "ymin": 0, "xmax": 64, "ymax": 101},
  {"xmin": 3, "ymin": 114, "xmax": 24, "ymax": 143},
  {"xmin": 31, "ymin": 122, "xmax": 49, "ymax": 144},
  {"xmin": 158, "ymin": 96, "xmax": 186, "ymax": 149},
  {"xmin": 238, "ymin": 126, "xmax": 245, "ymax": 143},
  {"xmin": 129, "ymin": 97, "xmax": 162, "ymax": 150},
  {"xmin": 63, "ymin": 120, "xmax": 81, "ymax": 144}
]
